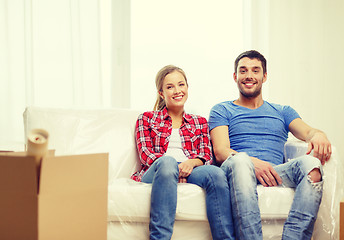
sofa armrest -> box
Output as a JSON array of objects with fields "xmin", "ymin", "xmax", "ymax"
[
  {"xmin": 314, "ymin": 145, "xmax": 344, "ymax": 239},
  {"xmin": 284, "ymin": 139, "xmax": 308, "ymax": 162},
  {"xmin": 284, "ymin": 140, "xmax": 344, "ymax": 239}
]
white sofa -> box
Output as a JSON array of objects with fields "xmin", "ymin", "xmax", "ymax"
[{"xmin": 23, "ymin": 106, "xmax": 343, "ymax": 240}]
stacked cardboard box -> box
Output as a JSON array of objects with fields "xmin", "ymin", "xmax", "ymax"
[{"xmin": 0, "ymin": 151, "xmax": 108, "ymax": 240}]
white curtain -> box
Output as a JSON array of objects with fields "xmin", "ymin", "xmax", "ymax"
[{"xmin": 0, "ymin": 0, "xmax": 114, "ymax": 146}]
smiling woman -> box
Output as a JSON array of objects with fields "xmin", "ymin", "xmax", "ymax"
[
  {"xmin": 153, "ymin": 65, "xmax": 188, "ymax": 112},
  {"xmin": 157, "ymin": 70, "xmax": 188, "ymax": 112},
  {"xmin": 131, "ymin": 64, "xmax": 236, "ymax": 239}
]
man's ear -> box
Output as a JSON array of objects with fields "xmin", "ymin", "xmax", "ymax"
[
  {"xmin": 233, "ymin": 72, "xmax": 238, "ymax": 83},
  {"xmin": 263, "ymin": 72, "xmax": 267, "ymax": 83}
]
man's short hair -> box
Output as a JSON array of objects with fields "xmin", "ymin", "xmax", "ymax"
[{"xmin": 234, "ymin": 50, "xmax": 267, "ymax": 74}]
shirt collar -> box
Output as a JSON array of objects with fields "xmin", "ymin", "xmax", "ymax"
[
  {"xmin": 162, "ymin": 107, "xmax": 170, "ymax": 120},
  {"xmin": 162, "ymin": 107, "xmax": 192, "ymax": 123}
]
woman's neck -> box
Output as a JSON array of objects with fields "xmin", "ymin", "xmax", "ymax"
[{"xmin": 167, "ymin": 107, "xmax": 184, "ymax": 129}]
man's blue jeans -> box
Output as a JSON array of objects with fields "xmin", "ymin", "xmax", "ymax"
[
  {"xmin": 221, "ymin": 152, "xmax": 323, "ymax": 240},
  {"xmin": 142, "ymin": 156, "xmax": 235, "ymax": 240}
]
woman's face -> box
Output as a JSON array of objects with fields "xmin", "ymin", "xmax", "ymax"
[{"xmin": 159, "ymin": 71, "xmax": 188, "ymax": 110}]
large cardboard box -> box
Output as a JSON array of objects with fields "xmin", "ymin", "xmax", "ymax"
[{"xmin": 0, "ymin": 152, "xmax": 108, "ymax": 240}]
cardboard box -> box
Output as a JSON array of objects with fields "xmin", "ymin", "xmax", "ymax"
[
  {"xmin": 0, "ymin": 152, "xmax": 108, "ymax": 240},
  {"xmin": 341, "ymin": 199, "xmax": 344, "ymax": 240}
]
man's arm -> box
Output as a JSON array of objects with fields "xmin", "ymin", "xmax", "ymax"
[
  {"xmin": 289, "ymin": 118, "xmax": 332, "ymax": 165},
  {"xmin": 210, "ymin": 125, "xmax": 282, "ymax": 187},
  {"xmin": 210, "ymin": 125, "xmax": 236, "ymax": 164}
]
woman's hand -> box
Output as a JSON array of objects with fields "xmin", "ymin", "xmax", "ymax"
[
  {"xmin": 178, "ymin": 161, "xmax": 194, "ymax": 178},
  {"xmin": 178, "ymin": 177, "xmax": 187, "ymax": 183},
  {"xmin": 178, "ymin": 158, "xmax": 203, "ymax": 182}
]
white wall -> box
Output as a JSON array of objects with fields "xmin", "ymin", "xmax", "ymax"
[
  {"xmin": 263, "ymin": 0, "xmax": 344, "ymax": 157},
  {"xmin": 130, "ymin": 0, "xmax": 245, "ymax": 118}
]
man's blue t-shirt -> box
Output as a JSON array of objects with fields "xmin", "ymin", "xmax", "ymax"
[{"xmin": 208, "ymin": 101, "xmax": 300, "ymax": 165}]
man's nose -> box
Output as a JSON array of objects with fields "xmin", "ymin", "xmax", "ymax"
[{"xmin": 247, "ymin": 70, "xmax": 254, "ymax": 79}]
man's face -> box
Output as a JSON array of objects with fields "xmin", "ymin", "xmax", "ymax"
[{"xmin": 234, "ymin": 57, "xmax": 267, "ymax": 98}]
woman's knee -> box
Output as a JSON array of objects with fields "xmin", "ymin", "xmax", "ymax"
[
  {"xmin": 204, "ymin": 165, "xmax": 227, "ymax": 181},
  {"xmin": 190, "ymin": 165, "xmax": 228, "ymax": 189},
  {"xmin": 156, "ymin": 156, "xmax": 179, "ymax": 176}
]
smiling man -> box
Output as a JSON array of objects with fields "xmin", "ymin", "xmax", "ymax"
[{"xmin": 209, "ymin": 50, "xmax": 332, "ymax": 240}]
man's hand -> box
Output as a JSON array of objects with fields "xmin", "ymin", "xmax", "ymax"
[
  {"xmin": 289, "ymin": 118, "xmax": 332, "ymax": 165},
  {"xmin": 307, "ymin": 131, "xmax": 332, "ymax": 165},
  {"xmin": 251, "ymin": 157, "xmax": 282, "ymax": 187}
]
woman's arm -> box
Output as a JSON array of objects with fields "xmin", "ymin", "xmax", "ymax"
[{"xmin": 135, "ymin": 113, "xmax": 163, "ymax": 166}]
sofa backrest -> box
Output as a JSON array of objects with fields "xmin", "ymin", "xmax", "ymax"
[{"xmin": 23, "ymin": 107, "xmax": 141, "ymax": 183}]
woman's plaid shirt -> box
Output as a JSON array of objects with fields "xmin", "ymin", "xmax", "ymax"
[{"xmin": 131, "ymin": 107, "xmax": 213, "ymax": 182}]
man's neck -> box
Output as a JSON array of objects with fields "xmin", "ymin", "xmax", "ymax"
[{"xmin": 234, "ymin": 96, "xmax": 264, "ymax": 109}]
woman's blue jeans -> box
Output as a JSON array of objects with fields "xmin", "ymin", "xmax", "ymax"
[
  {"xmin": 141, "ymin": 156, "xmax": 235, "ymax": 240},
  {"xmin": 221, "ymin": 152, "xmax": 323, "ymax": 240}
]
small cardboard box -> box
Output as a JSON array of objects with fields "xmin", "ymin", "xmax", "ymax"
[{"xmin": 0, "ymin": 152, "xmax": 108, "ymax": 240}]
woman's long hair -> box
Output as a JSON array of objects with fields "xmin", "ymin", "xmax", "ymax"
[{"xmin": 153, "ymin": 65, "xmax": 188, "ymax": 111}]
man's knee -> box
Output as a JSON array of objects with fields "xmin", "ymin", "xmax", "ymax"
[
  {"xmin": 220, "ymin": 152, "xmax": 256, "ymax": 184},
  {"xmin": 308, "ymin": 168, "xmax": 321, "ymax": 183},
  {"xmin": 297, "ymin": 155, "xmax": 323, "ymax": 184},
  {"xmin": 221, "ymin": 152, "xmax": 253, "ymax": 171}
]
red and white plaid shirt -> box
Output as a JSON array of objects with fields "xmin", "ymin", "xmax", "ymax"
[{"xmin": 131, "ymin": 107, "xmax": 213, "ymax": 182}]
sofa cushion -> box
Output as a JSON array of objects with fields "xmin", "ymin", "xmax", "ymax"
[{"xmin": 107, "ymin": 178, "xmax": 294, "ymax": 222}]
